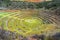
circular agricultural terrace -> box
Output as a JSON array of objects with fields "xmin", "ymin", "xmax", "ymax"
[{"xmin": 0, "ymin": 8, "xmax": 60, "ymax": 40}]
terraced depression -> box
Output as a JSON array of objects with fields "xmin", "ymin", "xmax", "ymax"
[{"xmin": 0, "ymin": 10, "xmax": 58, "ymax": 37}]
